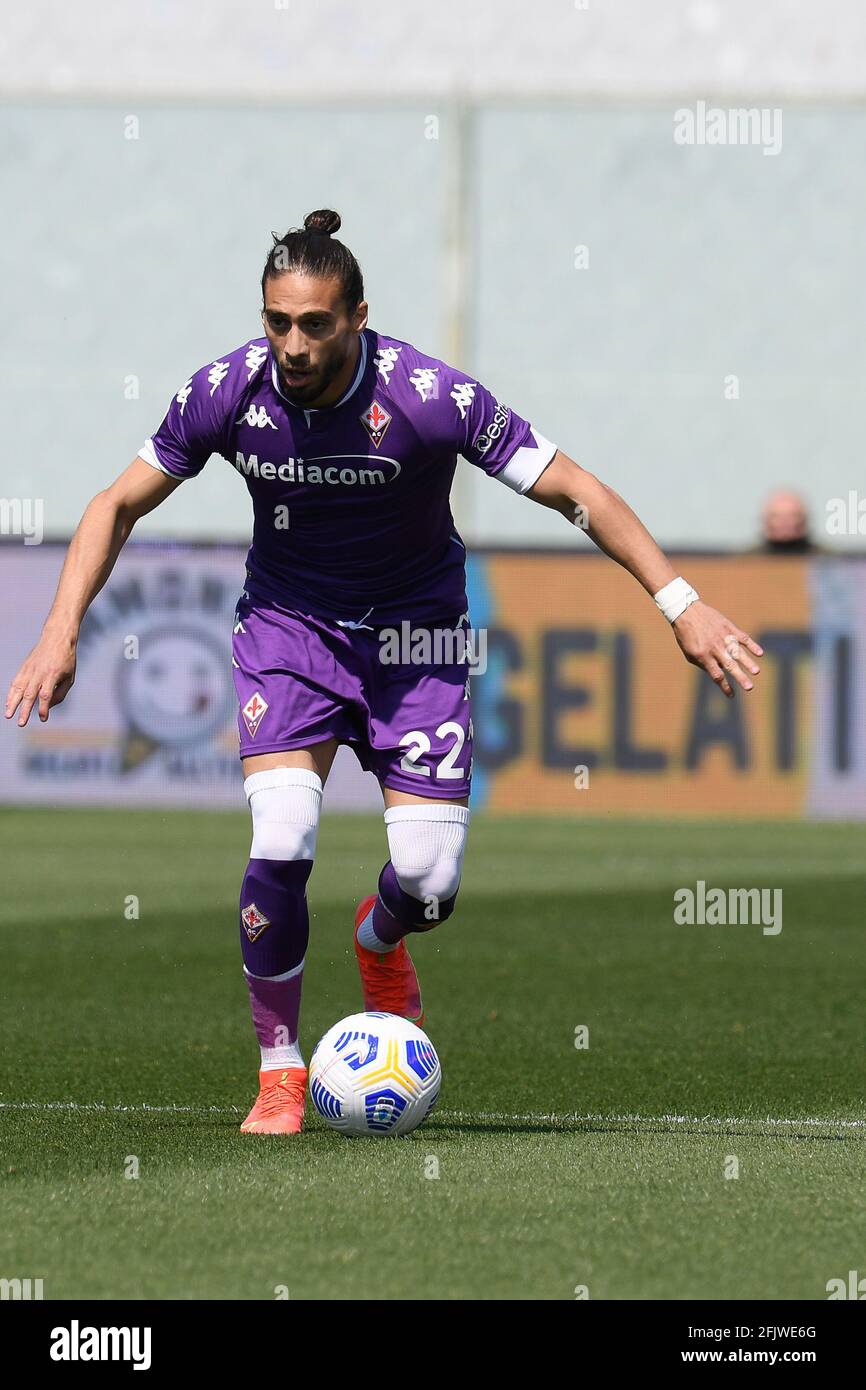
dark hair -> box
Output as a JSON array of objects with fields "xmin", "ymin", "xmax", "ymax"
[{"xmin": 261, "ymin": 209, "xmax": 364, "ymax": 312}]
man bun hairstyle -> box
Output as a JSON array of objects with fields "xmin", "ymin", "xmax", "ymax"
[
  {"xmin": 303, "ymin": 208, "xmax": 342, "ymax": 236},
  {"xmin": 262, "ymin": 208, "xmax": 364, "ymax": 312}
]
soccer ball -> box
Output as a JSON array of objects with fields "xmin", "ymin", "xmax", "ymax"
[{"xmin": 309, "ymin": 1012, "xmax": 441, "ymax": 1137}]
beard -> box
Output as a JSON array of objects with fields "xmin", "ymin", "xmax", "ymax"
[
  {"xmin": 764, "ymin": 535, "xmax": 813, "ymax": 554},
  {"xmin": 279, "ymin": 349, "xmax": 345, "ymax": 407}
]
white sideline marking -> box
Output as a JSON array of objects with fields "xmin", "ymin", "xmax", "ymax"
[
  {"xmin": 443, "ymin": 1110, "xmax": 866, "ymax": 1130},
  {"xmin": 0, "ymin": 1100, "xmax": 244, "ymax": 1115},
  {"xmin": 0, "ymin": 1100, "xmax": 864, "ymax": 1130}
]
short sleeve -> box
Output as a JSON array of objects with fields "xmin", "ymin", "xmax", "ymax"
[
  {"xmin": 454, "ymin": 378, "xmax": 557, "ymax": 494},
  {"xmin": 138, "ymin": 358, "xmax": 230, "ymax": 480}
]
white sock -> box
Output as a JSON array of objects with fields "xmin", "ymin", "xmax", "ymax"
[
  {"xmin": 356, "ymin": 900, "xmax": 398, "ymax": 954},
  {"xmin": 260, "ymin": 1041, "xmax": 305, "ymax": 1070}
]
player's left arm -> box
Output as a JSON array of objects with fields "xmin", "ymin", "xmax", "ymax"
[{"xmin": 527, "ymin": 450, "xmax": 763, "ymax": 698}]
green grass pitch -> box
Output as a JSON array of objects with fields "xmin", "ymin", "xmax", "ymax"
[{"xmin": 1, "ymin": 807, "xmax": 863, "ymax": 1300}]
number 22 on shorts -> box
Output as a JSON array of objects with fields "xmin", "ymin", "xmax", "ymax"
[{"xmin": 399, "ymin": 722, "xmax": 468, "ymax": 779}]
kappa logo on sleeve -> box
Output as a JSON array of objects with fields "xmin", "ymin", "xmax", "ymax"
[
  {"xmin": 450, "ymin": 382, "xmax": 476, "ymax": 420},
  {"xmin": 409, "ymin": 367, "xmax": 439, "ymax": 402},
  {"xmin": 244, "ymin": 343, "xmax": 269, "ymax": 379},
  {"xmin": 207, "ymin": 361, "xmax": 230, "ymax": 395},
  {"xmin": 175, "ymin": 378, "xmax": 193, "ymax": 415},
  {"xmin": 241, "ymin": 902, "xmax": 271, "ymax": 941},
  {"xmin": 360, "ymin": 400, "xmax": 392, "ymax": 448},
  {"xmin": 373, "ymin": 345, "xmax": 402, "ymax": 384},
  {"xmin": 242, "ymin": 691, "xmax": 269, "ymax": 738}
]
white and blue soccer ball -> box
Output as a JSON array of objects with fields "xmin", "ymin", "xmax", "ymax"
[{"xmin": 309, "ymin": 1012, "xmax": 441, "ymax": 1138}]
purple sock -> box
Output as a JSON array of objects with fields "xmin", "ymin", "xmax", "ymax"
[
  {"xmin": 240, "ymin": 858, "xmax": 311, "ymax": 1063},
  {"xmin": 370, "ymin": 861, "xmax": 458, "ymax": 946},
  {"xmin": 244, "ymin": 967, "xmax": 304, "ymax": 1055}
]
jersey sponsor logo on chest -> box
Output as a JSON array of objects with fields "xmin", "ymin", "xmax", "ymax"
[{"xmin": 233, "ymin": 450, "xmax": 401, "ymax": 486}]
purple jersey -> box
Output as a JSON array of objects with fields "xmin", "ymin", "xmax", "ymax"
[{"xmin": 139, "ymin": 329, "xmax": 556, "ymax": 624}]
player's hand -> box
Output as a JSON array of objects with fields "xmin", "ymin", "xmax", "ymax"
[
  {"xmin": 5, "ymin": 630, "xmax": 77, "ymax": 726},
  {"xmin": 671, "ymin": 601, "xmax": 762, "ymax": 698}
]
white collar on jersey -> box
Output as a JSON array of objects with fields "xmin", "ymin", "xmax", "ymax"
[{"xmin": 270, "ymin": 330, "xmax": 368, "ymax": 412}]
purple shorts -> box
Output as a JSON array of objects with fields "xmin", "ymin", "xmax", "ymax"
[{"xmin": 231, "ymin": 595, "xmax": 473, "ymax": 799}]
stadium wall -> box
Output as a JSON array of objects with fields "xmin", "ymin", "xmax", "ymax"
[
  {"xmin": 2, "ymin": 97, "xmax": 864, "ymax": 552},
  {"xmin": 2, "ymin": 543, "xmax": 863, "ymax": 819}
]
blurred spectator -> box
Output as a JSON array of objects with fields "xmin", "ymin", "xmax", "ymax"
[{"xmin": 759, "ymin": 488, "xmax": 816, "ymax": 553}]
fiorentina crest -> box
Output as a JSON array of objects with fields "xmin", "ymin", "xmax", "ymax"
[
  {"xmin": 242, "ymin": 691, "xmax": 269, "ymax": 738},
  {"xmin": 241, "ymin": 902, "xmax": 270, "ymax": 941},
  {"xmin": 360, "ymin": 399, "xmax": 392, "ymax": 448}
]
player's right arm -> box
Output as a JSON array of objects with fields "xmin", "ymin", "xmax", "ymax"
[
  {"xmin": 5, "ymin": 458, "xmax": 182, "ymax": 727},
  {"xmin": 6, "ymin": 342, "xmax": 234, "ymax": 727}
]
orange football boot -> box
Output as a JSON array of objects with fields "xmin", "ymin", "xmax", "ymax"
[
  {"xmin": 353, "ymin": 894, "xmax": 425, "ymax": 1024},
  {"xmin": 240, "ymin": 1066, "xmax": 307, "ymax": 1135}
]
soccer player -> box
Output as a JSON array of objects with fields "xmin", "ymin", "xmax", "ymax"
[{"xmin": 5, "ymin": 209, "xmax": 763, "ymax": 1134}]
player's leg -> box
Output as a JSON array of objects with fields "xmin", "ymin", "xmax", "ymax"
[
  {"xmin": 353, "ymin": 632, "xmax": 473, "ymax": 1020},
  {"xmin": 238, "ymin": 742, "xmax": 338, "ymax": 1134},
  {"xmin": 377, "ymin": 786, "xmax": 470, "ymax": 936},
  {"xmin": 354, "ymin": 788, "xmax": 470, "ymax": 1022},
  {"xmin": 232, "ymin": 590, "xmax": 359, "ymax": 1133}
]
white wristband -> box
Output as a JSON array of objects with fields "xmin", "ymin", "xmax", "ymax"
[{"xmin": 654, "ymin": 576, "xmax": 700, "ymax": 623}]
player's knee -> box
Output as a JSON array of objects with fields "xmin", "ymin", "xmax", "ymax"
[
  {"xmin": 385, "ymin": 804, "xmax": 470, "ymax": 922},
  {"xmin": 244, "ymin": 768, "xmax": 323, "ymax": 861},
  {"xmin": 394, "ymin": 858, "xmax": 463, "ymax": 917}
]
